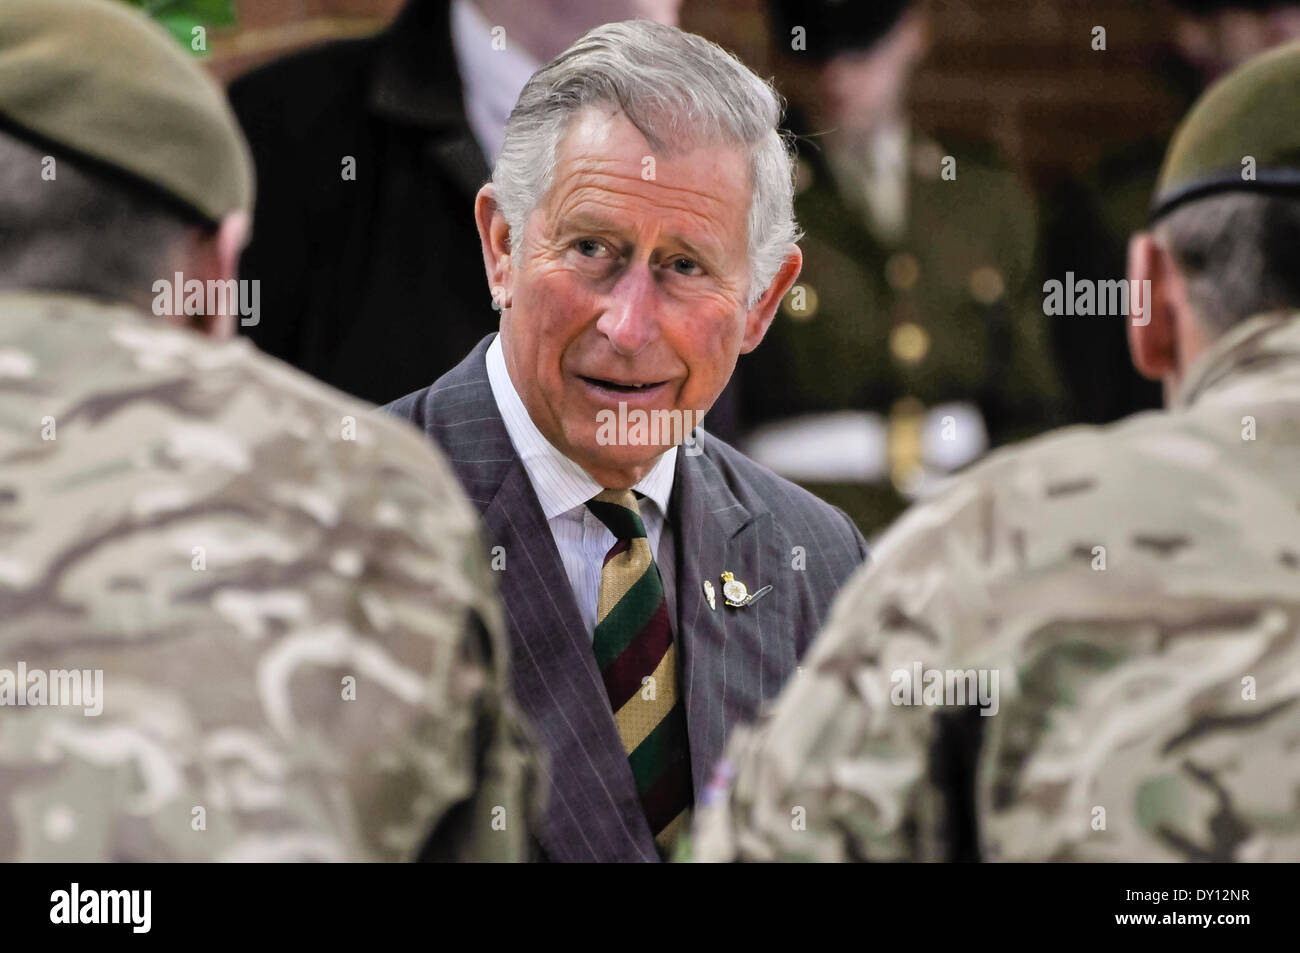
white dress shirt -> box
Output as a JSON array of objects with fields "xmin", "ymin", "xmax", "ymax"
[
  {"xmin": 450, "ymin": 0, "xmax": 540, "ymax": 164},
  {"xmin": 485, "ymin": 335, "xmax": 678, "ymax": 638}
]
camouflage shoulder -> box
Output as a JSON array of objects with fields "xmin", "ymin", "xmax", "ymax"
[
  {"xmin": 0, "ymin": 296, "xmax": 527, "ymax": 861},
  {"xmin": 834, "ymin": 406, "xmax": 1252, "ymax": 653}
]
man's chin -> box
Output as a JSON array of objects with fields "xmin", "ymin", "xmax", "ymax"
[
  {"xmin": 580, "ymin": 437, "xmax": 675, "ymax": 462},
  {"xmin": 566, "ymin": 432, "xmax": 677, "ymax": 485},
  {"xmin": 589, "ymin": 401, "xmax": 703, "ymax": 445}
]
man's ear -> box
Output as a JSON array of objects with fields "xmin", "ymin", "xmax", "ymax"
[
  {"xmin": 214, "ymin": 211, "xmax": 250, "ymax": 284},
  {"xmin": 740, "ymin": 246, "xmax": 802, "ymax": 353},
  {"xmin": 172, "ymin": 211, "xmax": 249, "ymax": 339},
  {"xmin": 475, "ymin": 184, "xmax": 514, "ymax": 312},
  {"xmin": 1126, "ymin": 231, "xmax": 1179, "ymax": 381}
]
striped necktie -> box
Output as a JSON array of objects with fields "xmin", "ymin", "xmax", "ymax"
[{"xmin": 586, "ymin": 488, "xmax": 693, "ymax": 855}]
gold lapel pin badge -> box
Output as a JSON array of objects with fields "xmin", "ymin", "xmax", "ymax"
[{"xmin": 720, "ymin": 571, "xmax": 772, "ymax": 608}]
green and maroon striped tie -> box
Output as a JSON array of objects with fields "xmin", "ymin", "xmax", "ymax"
[{"xmin": 586, "ymin": 489, "xmax": 693, "ymax": 855}]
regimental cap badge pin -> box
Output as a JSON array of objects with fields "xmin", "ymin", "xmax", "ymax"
[
  {"xmin": 720, "ymin": 571, "xmax": 748, "ymax": 607},
  {"xmin": 703, "ymin": 580, "xmax": 716, "ymax": 611},
  {"xmin": 720, "ymin": 571, "xmax": 772, "ymax": 609}
]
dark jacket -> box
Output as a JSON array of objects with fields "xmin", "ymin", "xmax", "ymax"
[
  {"xmin": 385, "ymin": 336, "xmax": 869, "ymax": 861},
  {"xmin": 229, "ymin": 0, "xmax": 494, "ymax": 405}
]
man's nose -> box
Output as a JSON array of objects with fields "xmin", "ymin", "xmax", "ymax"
[{"xmin": 595, "ymin": 266, "xmax": 659, "ymax": 356}]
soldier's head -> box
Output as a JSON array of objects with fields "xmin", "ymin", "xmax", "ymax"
[
  {"xmin": 1128, "ymin": 39, "xmax": 1300, "ymax": 398},
  {"xmin": 1168, "ymin": 0, "xmax": 1300, "ymax": 82},
  {"xmin": 476, "ymin": 20, "xmax": 803, "ymax": 488},
  {"xmin": 0, "ymin": 0, "xmax": 252, "ymax": 335},
  {"xmin": 767, "ymin": 0, "xmax": 928, "ymax": 138}
]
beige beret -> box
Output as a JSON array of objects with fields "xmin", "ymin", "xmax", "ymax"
[
  {"xmin": 1153, "ymin": 39, "xmax": 1300, "ymax": 222},
  {"xmin": 0, "ymin": 0, "xmax": 253, "ymax": 225}
]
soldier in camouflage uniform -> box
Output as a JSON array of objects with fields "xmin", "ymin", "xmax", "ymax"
[
  {"xmin": 0, "ymin": 0, "xmax": 538, "ymax": 862},
  {"xmin": 693, "ymin": 40, "xmax": 1300, "ymax": 862},
  {"xmin": 741, "ymin": 0, "xmax": 1061, "ymax": 539}
]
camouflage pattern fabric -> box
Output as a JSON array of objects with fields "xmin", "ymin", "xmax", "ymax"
[
  {"xmin": 0, "ymin": 292, "xmax": 540, "ymax": 862},
  {"xmin": 694, "ymin": 310, "xmax": 1300, "ymax": 862}
]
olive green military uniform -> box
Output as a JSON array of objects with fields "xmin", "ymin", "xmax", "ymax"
[
  {"xmin": 0, "ymin": 0, "xmax": 540, "ymax": 861},
  {"xmin": 694, "ymin": 39, "xmax": 1300, "ymax": 863},
  {"xmin": 740, "ymin": 130, "xmax": 1061, "ymax": 538}
]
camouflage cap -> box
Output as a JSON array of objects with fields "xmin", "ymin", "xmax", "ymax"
[
  {"xmin": 1152, "ymin": 39, "xmax": 1300, "ymax": 221},
  {"xmin": 0, "ymin": 0, "xmax": 252, "ymax": 226}
]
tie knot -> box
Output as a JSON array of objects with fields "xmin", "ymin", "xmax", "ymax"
[{"xmin": 586, "ymin": 488, "xmax": 647, "ymax": 541}]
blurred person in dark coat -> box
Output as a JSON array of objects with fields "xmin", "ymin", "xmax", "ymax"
[{"xmin": 229, "ymin": 0, "xmax": 679, "ymax": 407}]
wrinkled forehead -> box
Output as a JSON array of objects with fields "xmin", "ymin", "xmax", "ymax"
[{"xmin": 539, "ymin": 106, "xmax": 753, "ymax": 240}]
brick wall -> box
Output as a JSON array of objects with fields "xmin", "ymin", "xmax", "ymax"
[
  {"xmin": 203, "ymin": 0, "xmax": 404, "ymax": 83},
  {"xmin": 909, "ymin": 0, "xmax": 1187, "ymax": 186}
]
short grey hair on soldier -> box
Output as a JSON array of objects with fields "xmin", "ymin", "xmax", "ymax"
[
  {"xmin": 0, "ymin": 128, "xmax": 191, "ymax": 309},
  {"xmin": 1157, "ymin": 191, "xmax": 1300, "ymax": 337},
  {"xmin": 492, "ymin": 20, "xmax": 800, "ymax": 308}
]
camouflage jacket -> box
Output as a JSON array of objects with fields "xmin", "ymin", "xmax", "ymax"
[
  {"xmin": 693, "ymin": 311, "xmax": 1300, "ymax": 862},
  {"xmin": 0, "ymin": 293, "xmax": 540, "ymax": 861}
]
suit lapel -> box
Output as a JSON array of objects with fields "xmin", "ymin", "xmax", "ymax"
[
  {"xmin": 433, "ymin": 341, "xmax": 657, "ymax": 862},
  {"xmin": 672, "ymin": 440, "xmax": 795, "ymax": 790}
]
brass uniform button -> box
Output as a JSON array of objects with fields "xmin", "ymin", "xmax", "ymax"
[
  {"xmin": 890, "ymin": 321, "xmax": 930, "ymax": 364},
  {"xmin": 781, "ymin": 282, "xmax": 820, "ymax": 321},
  {"xmin": 969, "ymin": 265, "xmax": 1005, "ymax": 305},
  {"xmin": 887, "ymin": 396, "xmax": 926, "ymax": 495},
  {"xmin": 885, "ymin": 252, "xmax": 920, "ymax": 290}
]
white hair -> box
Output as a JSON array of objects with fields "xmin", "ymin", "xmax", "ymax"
[{"xmin": 492, "ymin": 20, "xmax": 800, "ymax": 307}]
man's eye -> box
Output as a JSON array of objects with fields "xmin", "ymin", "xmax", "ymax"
[
  {"xmin": 670, "ymin": 257, "xmax": 703, "ymax": 276},
  {"xmin": 576, "ymin": 239, "xmax": 610, "ymax": 258}
]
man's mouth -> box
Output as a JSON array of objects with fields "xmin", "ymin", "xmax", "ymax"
[{"xmin": 579, "ymin": 375, "xmax": 668, "ymax": 394}]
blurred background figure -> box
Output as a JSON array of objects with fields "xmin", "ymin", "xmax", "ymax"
[
  {"xmin": 1042, "ymin": 0, "xmax": 1300, "ymax": 425},
  {"xmin": 229, "ymin": 0, "xmax": 680, "ymax": 407},
  {"xmin": 1172, "ymin": 0, "xmax": 1300, "ymax": 78},
  {"xmin": 739, "ymin": 0, "xmax": 1060, "ymax": 539}
]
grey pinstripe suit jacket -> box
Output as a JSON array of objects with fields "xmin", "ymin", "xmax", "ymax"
[{"xmin": 385, "ymin": 336, "xmax": 868, "ymax": 861}]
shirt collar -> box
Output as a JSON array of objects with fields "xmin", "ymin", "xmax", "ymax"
[
  {"xmin": 485, "ymin": 334, "xmax": 677, "ymax": 521},
  {"xmin": 450, "ymin": 0, "xmax": 540, "ymax": 163}
]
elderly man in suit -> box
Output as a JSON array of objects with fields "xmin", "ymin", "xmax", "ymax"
[{"xmin": 387, "ymin": 20, "xmax": 868, "ymax": 862}]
